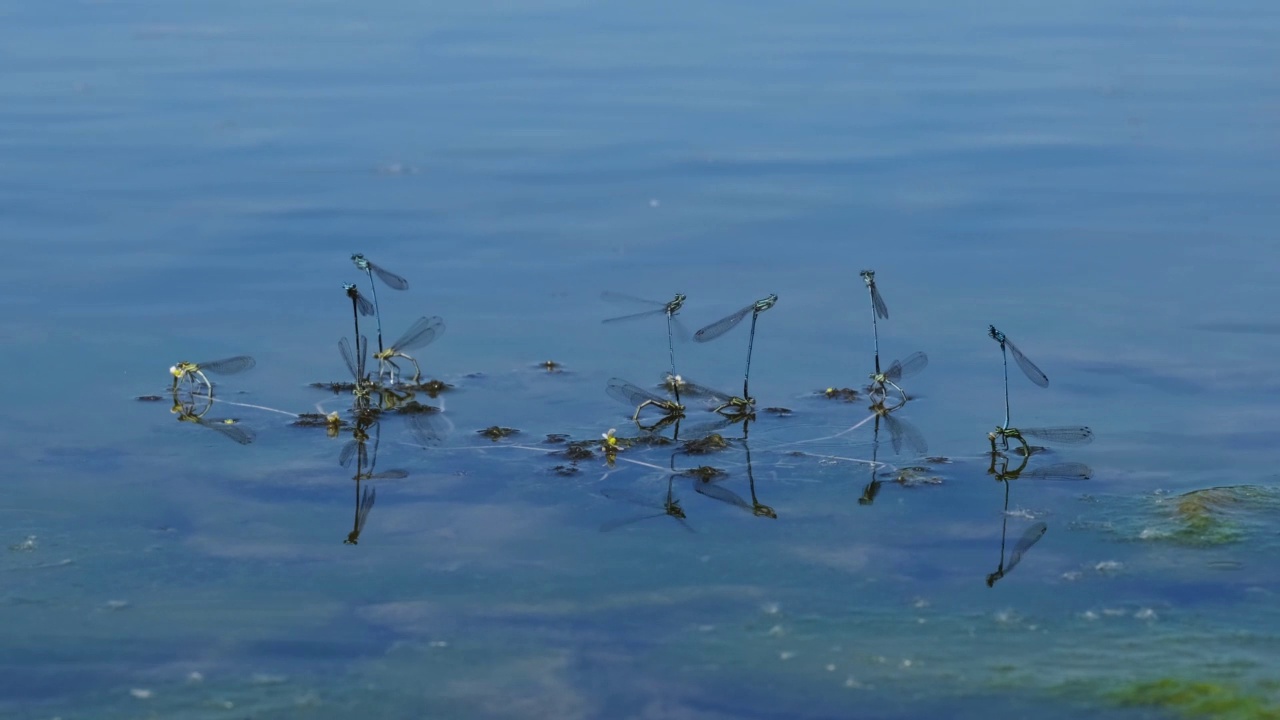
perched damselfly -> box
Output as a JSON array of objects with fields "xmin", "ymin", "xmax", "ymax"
[
  {"xmin": 339, "ymin": 335, "xmax": 375, "ymax": 400},
  {"xmin": 374, "ymin": 315, "xmax": 445, "ymax": 384},
  {"xmin": 988, "ymin": 325, "xmax": 1049, "ymax": 430},
  {"xmin": 351, "ymin": 253, "xmax": 409, "ymax": 355},
  {"xmin": 693, "ymin": 294, "xmax": 778, "ymax": 404},
  {"xmin": 606, "ymin": 378, "xmax": 685, "ymax": 423},
  {"xmin": 868, "ymin": 351, "xmax": 929, "ymax": 406},
  {"xmin": 670, "ymin": 375, "xmax": 755, "ymax": 416},
  {"xmin": 169, "ymin": 355, "xmax": 255, "ymax": 394},
  {"xmin": 603, "ymin": 291, "xmax": 687, "ymax": 403},
  {"xmin": 859, "ymin": 270, "xmax": 889, "ymax": 374},
  {"xmin": 989, "ymin": 425, "xmax": 1093, "ymax": 454}
]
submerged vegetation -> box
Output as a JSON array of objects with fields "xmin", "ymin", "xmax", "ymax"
[{"xmin": 1110, "ymin": 679, "xmax": 1280, "ymax": 719}]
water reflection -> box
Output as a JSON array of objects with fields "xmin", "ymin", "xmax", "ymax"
[
  {"xmin": 601, "ymin": 475, "xmax": 692, "ymax": 533},
  {"xmin": 170, "ymin": 389, "xmax": 256, "ymax": 446},
  {"xmin": 986, "ymin": 452, "xmax": 1093, "ymax": 587},
  {"xmin": 692, "ymin": 416, "xmax": 776, "ymax": 519},
  {"xmin": 859, "ymin": 400, "xmax": 929, "ymax": 506}
]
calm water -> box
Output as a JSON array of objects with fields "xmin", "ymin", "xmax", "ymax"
[{"xmin": 4, "ymin": 1, "xmax": 1280, "ymax": 717}]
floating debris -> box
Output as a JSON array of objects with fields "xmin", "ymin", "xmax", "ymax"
[
  {"xmin": 135, "ymin": 395, "xmax": 164, "ymax": 402},
  {"xmin": 479, "ymin": 426, "xmax": 519, "ymax": 441},
  {"xmin": 408, "ymin": 379, "xmax": 451, "ymax": 396},
  {"xmin": 392, "ymin": 401, "xmax": 440, "ymax": 415},
  {"xmin": 895, "ymin": 467, "xmax": 942, "ymax": 488},
  {"xmin": 310, "ymin": 381, "xmax": 357, "ymax": 394},
  {"xmin": 683, "ymin": 433, "xmax": 729, "ymax": 455},
  {"xmin": 822, "ymin": 387, "xmax": 860, "ymax": 402},
  {"xmin": 681, "ymin": 466, "xmax": 727, "ymax": 481}
]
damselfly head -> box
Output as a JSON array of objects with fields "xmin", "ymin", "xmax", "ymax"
[
  {"xmin": 860, "ymin": 270, "xmax": 875, "ymax": 285},
  {"xmin": 169, "ymin": 364, "xmax": 182, "ymax": 378},
  {"xmin": 755, "ymin": 294, "xmax": 778, "ymax": 313},
  {"xmin": 667, "ymin": 293, "xmax": 687, "ymax": 314},
  {"xmin": 351, "ymin": 253, "xmax": 370, "ymax": 270}
]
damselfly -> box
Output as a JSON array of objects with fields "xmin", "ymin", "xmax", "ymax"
[
  {"xmin": 351, "ymin": 253, "xmax": 409, "ymax": 355},
  {"xmin": 868, "ymin": 351, "xmax": 928, "ymax": 406},
  {"xmin": 671, "ymin": 375, "xmax": 755, "ymax": 416},
  {"xmin": 988, "ymin": 325, "xmax": 1049, "ymax": 430},
  {"xmin": 169, "ymin": 355, "xmax": 255, "ymax": 394},
  {"xmin": 606, "ymin": 378, "xmax": 684, "ymax": 422},
  {"xmin": 374, "ymin": 315, "xmax": 445, "ymax": 384},
  {"xmin": 693, "ymin": 294, "xmax": 778, "ymax": 404},
  {"xmin": 860, "ymin": 270, "xmax": 889, "ymax": 374},
  {"xmin": 603, "ymin": 291, "xmax": 687, "ymax": 403},
  {"xmin": 989, "ymin": 425, "xmax": 1093, "ymax": 454},
  {"xmin": 339, "ymin": 336, "xmax": 376, "ymax": 400},
  {"xmin": 343, "ymin": 282, "xmax": 375, "ymax": 345}
]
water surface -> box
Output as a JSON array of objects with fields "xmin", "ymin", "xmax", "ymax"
[{"xmin": 4, "ymin": 1, "xmax": 1280, "ymax": 717}]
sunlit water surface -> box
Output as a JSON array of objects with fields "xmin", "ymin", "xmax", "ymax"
[{"xmin": 3, "ymin": 1, "xmax": 1280, "ymax": 718}]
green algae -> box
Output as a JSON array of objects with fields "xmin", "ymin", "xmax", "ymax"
[
  {"xmin": 1160, "ymin": 486, "xmax": 1280, "ymax": 547},
  {"xmin": 1111, "ymin": 678, "xmax": 1280, "ymax": 719}
]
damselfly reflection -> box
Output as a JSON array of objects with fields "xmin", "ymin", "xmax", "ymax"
[
  {"xmin": 169, "ymin": 390, "xmax": 255, "ymax": 445},
  {"xmin": 351, "ymin": 253, "xmax": 409, "ymax": 355},
  {"xmin": 603, "ymin": 292, "xmax": 687, "ymax": 402},
  {"xmin": 985, "ymin": 455, "xmax": 1092, "ymax": 586},
  {"xmin": 694, "ymin": 294, "xmax": 778, "ymax": 404},
  {"xmin": 374, "ymin": 315, "xmax": 445, "ymax": 384},
  {"xmin": 988, "ymin": 325, "xmax": 1049, "ymax": 431},
  {"xmin": 600, "ymin": 475, "xmax": 693, "ymax": 533},
  {"xmin": 606, "ymin": 378, "xmax": 685, "ymax": 423},
  {"xmin": 860, "ymin": 402, "xmax": 928, "ymax": 505},
  {"xmin": 692, "ymin": 418, "xmax": 775, "ymax": 518},
  {"xmin": 339, "ymin": 418, "xmax": 409, "ymax": 481},
  {"xmin": 169, "ymin": 355, "xmax": 255, "ymax": 394},
  {"xmin": 407, "ymin": 411, "xmax": 450, "ymax": 448},
  {"xmin": 344, "ymin": 482, "xmax": 376, "ymax": 545},
  {"xmin": 987, "ymin": 521, "xmax": 1047, "ymax": 587},
  {"xmin": 868, "ymin": 351, "xmax": 928, "ymax": 406}
]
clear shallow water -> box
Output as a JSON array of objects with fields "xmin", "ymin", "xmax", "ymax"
[{"xmin": 4, "ymin": 1, "xmax": 1280, "ymax": 717}]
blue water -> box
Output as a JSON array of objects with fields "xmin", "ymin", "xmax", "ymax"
[{"xmin": 4, "ymin": 1, "xmax": 1280, "ymax": 717}]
